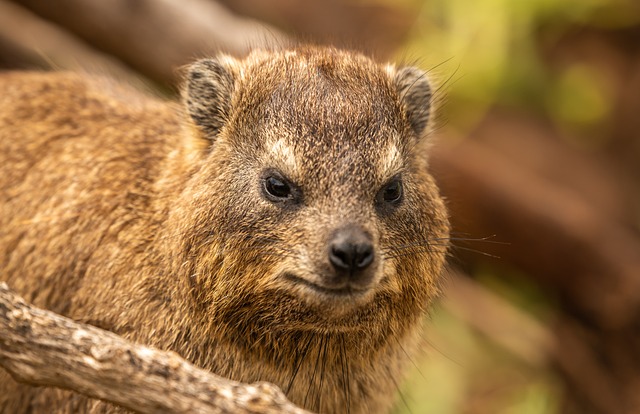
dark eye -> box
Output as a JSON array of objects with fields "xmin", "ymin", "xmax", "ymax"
[
  {"xmin": 377, "ymin": 177, "xmax": 403, "ymax": 210},
  {"xmin": 264, "ymin": 176, "xmax": 291, "ymax": 200},
  {"xmin": 261, "ymin": 168, "xmax": 304, "ymax": 206},
  {"xmin": 383, "ymin": 180, "xmax": 402, "ymax": 202}
]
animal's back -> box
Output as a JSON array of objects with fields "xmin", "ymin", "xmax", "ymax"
[
  {"xmin": 1, "ymin": 72, "xmax": 172, "ymax": 306},
  {"xmin": 0, "ymin": 72, "xmax": 179, "ymax": 413}
]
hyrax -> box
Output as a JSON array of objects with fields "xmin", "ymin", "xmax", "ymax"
[{"xmin": 0, "ymin": 46, "xmax": 449, "ymax": 413}]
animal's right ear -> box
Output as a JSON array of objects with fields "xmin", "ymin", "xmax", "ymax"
[{"xmin": 184, "ymin": 58, "xmax": 237, "ymax": 140}]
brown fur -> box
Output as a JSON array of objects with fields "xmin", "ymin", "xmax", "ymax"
[{"xmin": 0, "ymin": 47, "xmax": 449, "ymax": 413}]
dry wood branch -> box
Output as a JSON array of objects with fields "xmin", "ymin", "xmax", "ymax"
[
  {"xmin": 0, "ymin": 282, "xmax": 309, "ymax": 414},
  {"xmin": 0, "ymin": 0, "xmax": 144, "ymax": 86},
  {"xmin": 11, "ymin": 0, "xmax": 288, "ymax": 85}
]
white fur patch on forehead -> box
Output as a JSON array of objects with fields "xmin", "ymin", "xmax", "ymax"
[
  {"xmin": 381, "ymin": 143, "xmax": 403, "ymax": 178},
  {"xmin": 267, "ymin": 138, "xmax": 299, "ymax": 174}
]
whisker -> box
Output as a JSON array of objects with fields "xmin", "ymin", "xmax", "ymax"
[
  {"xmin": 395, "ymin": 337, "xmax": 426, "ymax": 381},
  {"xmin": 426, "ymin": 56, "xmax": 456, "ymax": 75},
  {"xmin": 383, "ymin": 244, "xmax": 450, "ymax": 259},
  {"xmin": 219, "ymin": 247, "xmax": 297, "ymax": 257},
  {"xmin": 447, "ymin": 236, "xmax": 508, "ymax": 245},
  {"xmin": 390, "ymin": 371, "xmax": 413, "ymax": 414},
  {"xmin": 304, "ymin": 336, "xmax": 323, "ymax": 409},
  {"xmin": 339, "ymin": 335, "xmax": 351, "ymax": 414},
  {"xmin": 340, "ymin": 336, "xmax": 352, "ymax": 413},
  {"xmin": 382, "ymin": 234, "xmax": 507, "ymax": 260},
  {"xmin": 449, "ymin": 244, "xmax": 500, "ymax": 258},
  {"xmin": 421, "ymin": 336, "xmax": 463, "ymax": 367},
  {"xmin": 384, "ymin": 239, "xmax": 440, "ymax": 252},
  {"xmin": 316, "ymin": 335, "xmax": 329, "ymax": 413},
  {"xmin": 285, "ymin": 333, "xmax": 313, "ymax": 395},
  {"xmin": 431, "ymin": 63, "xmax": 462, "ymax": 102}
]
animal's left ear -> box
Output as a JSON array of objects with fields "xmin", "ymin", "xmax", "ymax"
[{"xmin": 394, "ymin": 67, "xmax": 432, "ymax": 139}]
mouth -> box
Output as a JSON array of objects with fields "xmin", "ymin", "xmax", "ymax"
[{"xmin": 283, "ymin": 273, "xmax": 369, "ymax": 298}]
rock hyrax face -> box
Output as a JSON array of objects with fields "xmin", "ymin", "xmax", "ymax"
[{"xmin": 177, "ymin": 47, "xmax": 449, "ymax": 334}]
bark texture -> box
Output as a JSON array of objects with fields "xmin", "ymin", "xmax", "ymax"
[{"xmin": 0, "ymin": 282, "xmax": 309, "ymax": 414}]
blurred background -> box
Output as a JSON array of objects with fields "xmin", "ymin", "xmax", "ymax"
[{"xmin": 0, "ymin": 0, "xmax": 638, "ymax": 413}]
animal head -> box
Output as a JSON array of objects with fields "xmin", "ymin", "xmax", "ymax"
[{"xmin": 173, "ymin": 47, "xmax": 449, "ymax": 340}]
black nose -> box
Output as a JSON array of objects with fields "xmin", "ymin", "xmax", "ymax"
[{"xmin": 329, "ymin": 226, "xmax": 374, "ymax": 273}]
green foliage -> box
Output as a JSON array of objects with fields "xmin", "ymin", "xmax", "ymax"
[{"xmin": 396, "ymin": 0, "xmax": 639, "ymax": 134}]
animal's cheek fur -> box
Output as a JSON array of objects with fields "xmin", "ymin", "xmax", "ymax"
[
  {"xmin": 377, "ymin": 256, "xmax": 402, "ymax": 294},
  {"xmin": 377, "ymin": 251, "xmax": 439, "ymax": 308},
  {"xmin": 187, "ymin": 239, "xmax": 278, "ymax": 300},
  {"xmin": 377, "ymin": 209, "xmax": 449, "ymax": 303}
]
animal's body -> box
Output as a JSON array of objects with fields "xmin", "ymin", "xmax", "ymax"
[{"xmin": 0, "ymin": 47, "xmax": 449, "ymax": 413}]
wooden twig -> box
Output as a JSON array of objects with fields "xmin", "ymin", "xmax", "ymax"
[{"xmin": 0, "ymin": 282, "xmax": 309, "ymax": 414}]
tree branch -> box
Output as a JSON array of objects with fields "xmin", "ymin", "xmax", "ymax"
[
  {"xmin": 0, "ymin": 0, "xmax": 144, "ymax": 85},
  {"xmin": 431, "ymin": 137, "xmax": 640, "ymax": 330},
  {"xmin": 11, "ymin": 0, "xmax": 289, "ymax": 85},
  {"xmin": 0, "ymin": 282, "xmax": 309, "ymax": 414}
]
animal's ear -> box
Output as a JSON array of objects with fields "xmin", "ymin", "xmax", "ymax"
[
  {"xmin": 394, "ymin": 66, "xmax": 432, "ymax": 139},
  {"xmin": 184, "ymin": 58, "xmax": 237, "ymax": 140}
]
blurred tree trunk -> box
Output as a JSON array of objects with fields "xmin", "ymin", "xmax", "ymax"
[
  {"xmin": 215, "ymin": 0, "xmax": 415, "ymax": 58},
  {"xmin": 9, "ymin": 0, "xmax": 288, "ymax": 85},
  {"xmin": 0, "ymin": 0, "xmax": 142, "ymax": 83}
]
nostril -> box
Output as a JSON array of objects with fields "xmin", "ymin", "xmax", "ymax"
[
  {"xmin": 329, "ymin": 243, "xmax": 352, "ymax": 270},
  {"xmin": 354, "ymin": 244, "xmax": 374, "ymax": 269},
  {"xmin": 329, "ymin": 241, "xmax": 374, "ymax": 272}
]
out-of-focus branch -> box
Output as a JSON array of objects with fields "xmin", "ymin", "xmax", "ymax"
[
  {"xmin": 432, "ymin": 137, "xmax": 640, "ymax": 330},
  {"xmin": 216, "ymin": 0, "xmax": 415, "ymax": 58},
  {"xmin": 444, "ymin": 273, "xmax": 623, "ymax": 414},
  {"xmin": 11, "ymin": 0, "xmax": 289, "ymax": 85},
  {"xmin": 0, "ymin": 0, "xmax": 144, "ymax": 86}
]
